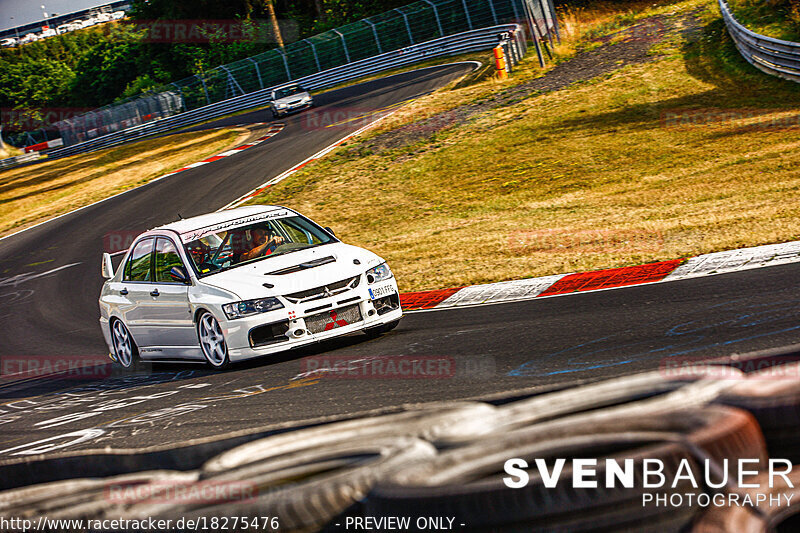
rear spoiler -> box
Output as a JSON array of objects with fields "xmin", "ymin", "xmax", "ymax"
[{"xmin": 102, "ymin": 250, "xmax": 127, "ymax": 279}]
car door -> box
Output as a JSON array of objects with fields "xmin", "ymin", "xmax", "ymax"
[
  {"xmin": 115, "ymin": 237, "xmax": 156, "ymax": 348},
  {"xmin": 138, "ymin": 237, "xmax": 196, "ymax": 354}
]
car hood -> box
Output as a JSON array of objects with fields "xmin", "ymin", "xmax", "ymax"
[
  {"xmin": 199, "ymin": 243, "xmax": 384, "ymax": 300},
  {"xmin": 274, "ymin": 92, "xmax": 311, "ymax": 105}
]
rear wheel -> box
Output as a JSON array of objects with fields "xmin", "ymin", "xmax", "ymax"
[
  {"xmin": 111, "ymin": 319, "xmax": 139, "ymax": 370},
  {"xmin": 198, "ymin": 312, "xmax": 230, "ymax": 369}
]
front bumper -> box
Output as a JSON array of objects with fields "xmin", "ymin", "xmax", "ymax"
[
  {"xmin": 273, "ymin": 101, "xmax": 312, "ymax": 116},
  {"xmin": 223, "ymin": 278, "xmax": 401, "ymax": 362}
]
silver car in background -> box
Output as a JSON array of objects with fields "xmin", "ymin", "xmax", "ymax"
[{"xmin": 269, "ymin": 84, "xmax": 313, "ymax": 119}]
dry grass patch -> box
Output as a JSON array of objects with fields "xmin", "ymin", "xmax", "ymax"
[
  {"xmin": 249, "ymin": 0, "xmax": 800, "ymax": 292},
  {"xmin": 0, "ymin": 128, "xmax": 244, "ymax": 236},
  {"xmin": 0, "ymin": 143, "xmax": 24, "ymax": 158}
]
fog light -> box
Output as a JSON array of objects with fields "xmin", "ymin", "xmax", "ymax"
[
  {"xmin": 368, "ymin": 309, "xmax": 376, "ymax": 316},
  {"xmin": 293, "ymin": 329, "xmax": 305, "ymax": 338}
]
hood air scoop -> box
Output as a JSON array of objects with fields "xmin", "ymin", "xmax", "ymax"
[{"xmin": 266, "ymin": 256, "xmax": 336, "ymax": 275}]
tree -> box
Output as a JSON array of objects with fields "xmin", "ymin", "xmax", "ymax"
[
  {"xmin": 129, "ymin": 0, "xmax": 264, "ymax": 20},
  {"xmin": 0, "ymin": 58, "xmax": 74, "ymax": 109},
  {"xmin": 69, "ymin": 39, "xmax": 143, "ymax": 106},
  {"xmin": 266, "ymin": 0, "xmax": 284, "ymax": 47}
]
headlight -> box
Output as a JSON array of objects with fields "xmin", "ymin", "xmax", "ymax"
[
  {"xmin": 275, "ymin": 102, "xmax": 287, "ymax": 108},
  {"xmin": 366, "ymin": 263, "xmax": 393, "ymax": 284},
  {"xmin": 303, "ymin": 95, "xmax": 312, "ymax": 103},
  {"xmin": 222, "ymin": 297, "xmax": 284, "ymax": 320}
]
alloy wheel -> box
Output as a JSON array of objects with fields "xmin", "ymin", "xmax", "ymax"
[
  {"xmin": 112, "ymin": 320, "xmax": 135, "ymax": 368},
  {"xmin": 199, "ymin": 313, "xmax": 229, "ymax": 368}
]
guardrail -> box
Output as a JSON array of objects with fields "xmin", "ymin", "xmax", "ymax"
[
  {"xmin": 719, "ymin": 0, "xmax": 800, "ymax": 83},
  {"xmin": 47, "ymin": 24, "xmax": 527, "ymax": 160}
]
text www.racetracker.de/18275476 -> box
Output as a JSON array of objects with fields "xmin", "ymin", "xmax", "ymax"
[{"xmin": 0, "ymin": 516, "xmax": 281, "ymax": 532}]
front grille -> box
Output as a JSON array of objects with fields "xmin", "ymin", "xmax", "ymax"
[
  {"xmin": 284, "ymin": 276, "xmax": 360, "ymax": 304},
  {"xmin": 305, "ymin": 304, "xmax": 362, "ymax": 335}
]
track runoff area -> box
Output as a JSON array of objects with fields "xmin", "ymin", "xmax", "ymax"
[{"xmin": 1, "ymin": 66, "xmax": 800, "ymax": 531}]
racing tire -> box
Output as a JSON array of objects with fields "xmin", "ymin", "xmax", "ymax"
[
  {"xmin": 691, "ymin": 465, "xmax": 800, "ymax": 532},
  {"xmin": 202, "ymin": 402, "xmax": 497, "ymax": 476},
  {"xmin": 128, "ymin": 438, "xmax": 436, "ymax": 533},
  {"xmin": 110, "ymin": 318, "xmax": 140, "ymax": 371},
  {"xmin": 715, "ymin": 362, "xmax": 800, "ymax": 461},
  {"xmin": 438, "ymin": 368, "xmax": 741, "ymax": 446},
  {"xmin": 197, "ymin": 311, "xmax": 230, "ymax": 370},
  {"xmin": 0, "ymin": 470, "xmax": 198, "ymax": 521},
  {"xmin": 364, "ymin": 319, "xmax": 400, "ymax": 338}
]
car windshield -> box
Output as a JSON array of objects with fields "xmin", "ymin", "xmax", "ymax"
[
  {"xmin": 274, "ymin": 86, "xmax": 305, "ymax": 99},
  {"xmin": 182, "ymin": 215, "xmax": 334, "ymax": 277}
]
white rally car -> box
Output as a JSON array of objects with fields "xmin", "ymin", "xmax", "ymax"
[{"xmin": 99, "ymin": 206, "xmax": 402, "ymax": 369}]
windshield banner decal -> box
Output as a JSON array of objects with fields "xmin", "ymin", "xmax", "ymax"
[{"xmin": 180, "ymin": 209, "xmax": 291, "ymax": 242}]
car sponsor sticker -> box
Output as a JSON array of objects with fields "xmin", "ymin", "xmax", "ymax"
[{"xmin": 180, "ymin": 209, "xmax": 292, "ymax": 242}]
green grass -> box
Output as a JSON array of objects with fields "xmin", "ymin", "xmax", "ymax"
[
  {"xmin": 728, "ymin": 0, "xmax": 800, "ymax": 41},
  {"xmin": 0, "ymin": 128, "xmax": 243, "ymax": 236},
  {"xmin": 246, "ymin": 0, "xmax": 800, "ymax": 293}
]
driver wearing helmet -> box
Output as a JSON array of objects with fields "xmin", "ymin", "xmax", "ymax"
[
  {"xmin": 186, "ymin": 240, "xmax": 210, "ymax": 266},
  {"xmin": 241, "ymin": 226, "xmax": 284, "ymax": 261}
]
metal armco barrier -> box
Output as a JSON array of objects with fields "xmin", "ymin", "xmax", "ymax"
[
  {"xmin": 719, "ymin": 0, "xmax": 800, "ymax": 83},
  {"xmin": 0, "ymin": 152, "xmax": 40, "ymax": 169},
  {"xmin": 47, "ymin": 24, "xmax": 529, "ymax": 159},
  {"xmin": 22, "ymin": 0, "xmax": 557, "ymax": 158}
]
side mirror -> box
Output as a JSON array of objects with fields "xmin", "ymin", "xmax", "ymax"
[
  {"xmin": 101, "ymin": 253, "xmax": 115, "ymax": 279},
  {"xmin": 169, "ymin": 266, "xmax": 190, "ymax": 284},
  {"xmin": 324, "ymin": 226, "xmax": 335, "ymax": 238}
]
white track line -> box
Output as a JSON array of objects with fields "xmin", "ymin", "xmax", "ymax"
[
  {"xmin": 219, "ymin": 109, "xmax": 402, "ymax": 211},
  {"xmin": 0, "ymin": 124, "xmax": 282, "ymax": 243},
  {"xmin": 2, "ymin": 61, "xmax": 479, "ymax": 243}
]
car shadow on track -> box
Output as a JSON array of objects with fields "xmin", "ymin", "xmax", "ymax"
[
  {"xmin": 0, "ymin": 327, "xmax": 402, "ymax": 400},
  {"xmin": 222, "ymin": 328, "xmax": 401, "ymax": 374}
]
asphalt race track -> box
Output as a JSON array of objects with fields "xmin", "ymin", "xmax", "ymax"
[
  {"xmin": 0, "ymin": 63, "xmax": 474, "ymax": 357},
  {"xmin": 1, "ymin": 63, "xmax": 799, "ymax": 459}
]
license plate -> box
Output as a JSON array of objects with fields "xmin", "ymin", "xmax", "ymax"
[{"xmin": 369, "ymin": 284, "xmax": 395, "ymax": 300}]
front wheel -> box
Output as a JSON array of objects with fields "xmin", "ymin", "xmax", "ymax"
[
  {"xmin": 198, "ymin": 312, "xmax": 230, "ymax": 369},
  {"xmin": 111, "ymin": 319, "xmax": 139, "ymax": 370}
]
